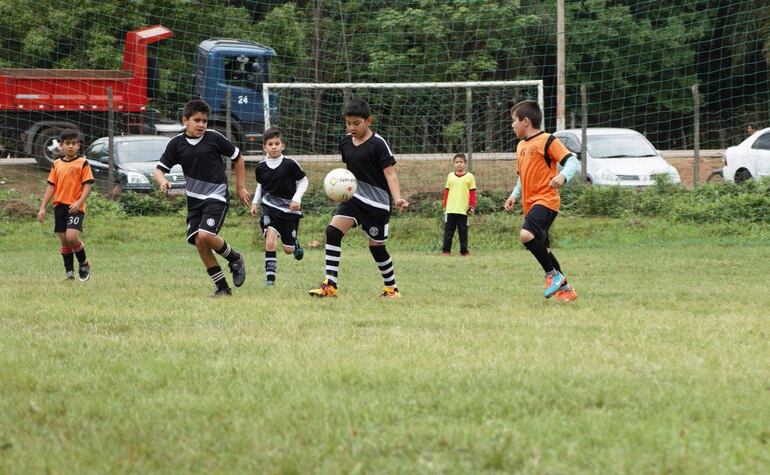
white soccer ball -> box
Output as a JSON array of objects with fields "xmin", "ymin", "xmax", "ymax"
[{"xmin": 324, "ymin": 168, "xmax": 357, "ymax": 202}]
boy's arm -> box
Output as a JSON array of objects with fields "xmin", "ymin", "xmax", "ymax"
[
  {"xmin": 383, "ymin": 166, "xmax": 408, "ymax": 211},
  {"xmin": 290, "ymin": 176, "xmax": 309, "ymax": 211},
  {"xmin": 250, "ymin": 183, "xmax": 262, "ymax": 217},
  {"xmin": 153, "ymin": 168, "xmax": 170, "ymax": 193},
  {"xmin": 38, "ymin": 184, "xmax": 55, "ymax": 222},
  {"xmin": 234, "ymin": 154, "xmax": 251, "ymax": 206},
  {"xmin": 70, "ymin": 183, "xmax": 93, "ymax": 213},
  {"xmin": 442, "ymin": 188, "xmax": 449, "ymax": 209},
  {"xmin": 551, "ymin": 154, "xmax": 580, "ymax": 189},
  {"xmin": 504, "ymin": 176, "xmax": 521, "ymax": 211}
]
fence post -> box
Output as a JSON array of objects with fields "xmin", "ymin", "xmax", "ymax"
[
  {"xmin": 107, "ymin": 87, "xmax": 115, "ymax": 199},
  {"xmin": 580, "ymin": 85, "xmax": 588, "ymax": 183},
  {"xmin": 691, "ymin": 85, "xmax": 701, "ymax": 188},
  {"xmin": 466, "ymin": 87, "xmax": 473, "ymax": 172}
]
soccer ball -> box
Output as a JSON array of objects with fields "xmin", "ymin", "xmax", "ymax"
[{"xmin": 324, "ymin": 168, "xmax": 357, "ymax": 202}]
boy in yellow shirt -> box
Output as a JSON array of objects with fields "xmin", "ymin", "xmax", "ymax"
[{"xmin": 442, "ymin": 153, "xmax": 476, "ymax": 256}]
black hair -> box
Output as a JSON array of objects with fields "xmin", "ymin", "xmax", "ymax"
[
  {"xmin": 262, "ymin": 127, "xmax": 282, "ymax": 144},
  {"xmin": 182, "ymin": 98, "xmax": 211, "ymax": 119},
  {"xmin": 452, "ymin": 153, "xmax": 467, "ymax": 163},
  {"xmin": 344, "ymin": 98, "xmax": 371, "ymax": 119},
  {"xmin": 511, "ymin": 100, "xmax": 542, "ymax": 129},
  {"xmin": 59, "ymin": 129, "xmax": 81, "ymax": 142}
]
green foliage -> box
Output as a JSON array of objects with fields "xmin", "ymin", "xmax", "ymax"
[{"xmin": 116, "ymin": 191, "xmax": 185, "ymax": 216}]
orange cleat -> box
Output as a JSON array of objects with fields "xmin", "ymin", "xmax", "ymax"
[
  {"xmin": 555, "ymin": 287, "xmax": 577, "ymax": 302},
  {"xmin": 308, "ymin": 279, "xmax": 338, "ymax": 298}
]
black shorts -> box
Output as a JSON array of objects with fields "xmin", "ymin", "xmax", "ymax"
[
  {"xmin": 522, "ymin": 204, "xmax": 558, "ymax": 247},
  {"xmin": 334, "ymin": 199, "xmax": 390, "ymax": 243},
  {"xmin": 260, "ymin": 207, "xmax": 300, "ymax": 247},
  {"xmin": 186, "ymin": 199, "xmax": 228, "ymax": 245},
  {"xmin": 53, "ymin": 204, "xmax": 85, "ymax": 233}
]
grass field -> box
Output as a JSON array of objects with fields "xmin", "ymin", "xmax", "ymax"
[{"xmin": 1, "ymin": 214, "xmax": 769, "ymax": 473}]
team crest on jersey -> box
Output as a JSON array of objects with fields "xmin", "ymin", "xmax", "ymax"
[
  {"xmin": 369, "ymin": 226, "xmax": 378, "ymax": 237},
  {"xmin": 206, "ymin": 218, "xmax": 215, "ymax": 227}
]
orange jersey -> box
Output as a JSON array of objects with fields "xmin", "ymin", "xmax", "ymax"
[
  {"xmin": 47, "ymin": 156, "xmax": 95, "ymax": 212},
  {"xmin": 515, "ymin": 132, "xmax": 571, "ymax": 214}
]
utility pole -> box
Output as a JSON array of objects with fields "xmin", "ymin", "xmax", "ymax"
[{"xmin": 556, "ymin": 0, "xmax": 566, "ymax": 131}]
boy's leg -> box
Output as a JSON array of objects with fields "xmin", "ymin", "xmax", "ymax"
[
  {"xmin": 458, "ymin": 214, "xmax": 469, "ymax": 255},
  {"xmin": 521, "ymin": 205, "xmax": 564, "ymax": 297},
  {"xmin": 309, "ymin": 215, "xmax": 354, "ymax": 297},
  {"xmin": 264, "ymin": 228, "xmax": 278, "ymax": 285},
  {"xmin": 66, "ymin": 221, "xmax": 90, "ymax": 282},
  {"xmin": 369, "ymin": 242, "xmax": 399, "ymax": 298},
  {"xmin": 199, "ymin": 201, "xmax": 246, "ymax": 287},
  {"xmin": 195, "ymin": 233, "xmax": 231, "ymax": 294},
  {"xmin": 442, "ymin": 214, "xmax": 458, "ymax": 254},
  {"xmin": 57, "ymin": 232, "xmax": 74, "ymax": 279}
]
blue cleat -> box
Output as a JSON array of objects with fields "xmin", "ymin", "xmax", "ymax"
[{"xmin": 544, "ymin": 272, "xmax": 565, "ymax": 298}]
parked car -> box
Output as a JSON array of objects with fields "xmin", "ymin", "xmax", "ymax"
[
  {"xmin": 723, "ymin": 127, "xmax": 770, "ymax": 183},
  {"xmin": 84, "ymin": 135, "xmax": 185, "ymax": 194},
  {"xmin": 552, "ymin": 128, "xmax": 681, "ymax": 186}
]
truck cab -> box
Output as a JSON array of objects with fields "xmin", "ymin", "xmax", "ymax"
[{"xmin": 193, "ymin": 39, "xmax": 279, "ymax": 154}]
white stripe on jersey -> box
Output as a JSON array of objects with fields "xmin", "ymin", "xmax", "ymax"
[
  {"xmin": 353, "ymin": 194, "xmax": 391, "ymax": 211},
  {"xmin": 186, "ymin": 190, "xmax": 227, "ymax": 202},
  {"xmin": 374, "ymin": 133, "xmax": 394, "ymax": 158}
]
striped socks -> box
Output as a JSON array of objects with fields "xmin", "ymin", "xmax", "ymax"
[
  {"xmin": 369, "ymin": 245, "xmax": 397, "ymax": 289},
  {"xmin": 265, "ymin": 251, "xmax": 277, "ymax": 283}
]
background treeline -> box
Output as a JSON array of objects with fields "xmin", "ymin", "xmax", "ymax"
[{"xmin": 0, "ymin": 0, "xmax": 768, "ymax": 151}]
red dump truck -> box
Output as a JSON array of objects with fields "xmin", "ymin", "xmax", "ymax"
[{"xmin": 0, "ymin": 25, "xmax": 172, "ymax": 167}]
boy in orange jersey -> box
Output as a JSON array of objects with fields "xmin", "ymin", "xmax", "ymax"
[
  {"xmin": 504, "ymin": 101, "xmax": 580, "ymax": 302},
  {"xmin": 37, "ymin": 130, "xmax": 95, "ymax": 281}
]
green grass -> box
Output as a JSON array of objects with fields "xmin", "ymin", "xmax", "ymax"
[{"xmin": 1, "ymin": 215, "xmax": 769, "ymax": 474}]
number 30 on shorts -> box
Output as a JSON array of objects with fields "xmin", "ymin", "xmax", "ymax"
[{"xmin": 68, "ymin": 215, "xmax": 81, "ymax": 226}]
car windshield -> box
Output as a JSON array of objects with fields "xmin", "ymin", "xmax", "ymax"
[
  {"xmin": 587, "ymin": 134, "xmax": 658, "ymax": 159},
  {"xmin": 117, "ymin": 140, "xmax": 170, "ymax": 163}
]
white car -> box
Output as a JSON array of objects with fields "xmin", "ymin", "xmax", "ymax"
[
  {"xmin": 553, "ymin": 128, "xmax": 681, "ymax": 186},
  {"xmin": 723, "ymin": 127, "xmax": 770, "ymax": 183}
]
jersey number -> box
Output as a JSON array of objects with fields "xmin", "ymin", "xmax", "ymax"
[
  {"xmin": 68, "ymin": 215, "xmax": 80, "ymax": 226},
  {"xmin": 237, "ymin": 96, "xmax": 249, "ymax": 104}
]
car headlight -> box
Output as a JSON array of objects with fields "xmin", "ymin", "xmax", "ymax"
[
  {"xmin": 126, "ymin": 171, "xmax": 150, "ymax": 184},
  {"xmin": 598, "ymin": 169, "xmax": 619, "ymax": 182}
]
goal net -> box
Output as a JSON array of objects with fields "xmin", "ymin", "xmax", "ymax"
[{"xmin": 262, "ymin": 81, "xmax": 543, "ymax": 159}]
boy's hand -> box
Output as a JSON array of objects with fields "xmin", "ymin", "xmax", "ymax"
[
  {"xmin": 37, "ymin": 208, "xmax": 46, "ymax": 223},
  {"xmin": 394, "ymin": 198, "xmax": 409, "ymax": 211},
  {"xmin": 238, "ymin": 188, "xmax": 251, "ymax": 206},
  {"xmin": 550, "ymin": 174, "xmax": 566, "ymax": 189},
  {"xmin": 159, "ymin": 180, "xmax": 171, "ymax": 193},
  {"xmin": 289, "ymin": 200, "xmax": 301, "ymax": 212},
  {"xmin": 468, "ymin": 207, "xmax": 475, "ymax": 215},
  {"xmin": 504, "ymin": 196, "xmax": 516, "ymax": 211},
  {"xmin": 68, "ymin": 202, "xmax": 81, "ymax": 214},
  {"xmin": 250, "ymin": 204, "xmax": 258, "ymax": 217}
]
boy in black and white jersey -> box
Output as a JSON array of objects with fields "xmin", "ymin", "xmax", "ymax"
[
  {"xmin": 249, "ymin": 127, "xmax": 308, "ymax": 286},
  {"xmin": 309, "ymin": 98, "xmax": 409, "ymax": 299},
  {"xmin": 153, "ymin": 99, "xmax": 251, "ymax": 297}
]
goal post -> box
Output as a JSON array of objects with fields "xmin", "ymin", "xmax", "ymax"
[{"xmin": 261, "ymin": 80, "xmax": 544, "ymax": 164}]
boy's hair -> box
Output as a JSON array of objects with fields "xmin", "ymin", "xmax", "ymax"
[
  {"xmin": 262, "ymin": 127, "xmax": 283, "ymax": 144},
  {"xmin": 452, "ymin": 153, "xmax": 467, "ymax": 163},
  {"xmin": 511, "ymin": 100, "xmax": 542, "ymax": 129},
  {"xmin": 59, "ymin": 129, "xmax": 81, "ymax": 143},
  {"xmin": 182, "ymin": 99, "xmax": 211, "ymax": 119},
  {"xmin": 344, "ymin": 98, "xmax": 371, "ymax": 119}
]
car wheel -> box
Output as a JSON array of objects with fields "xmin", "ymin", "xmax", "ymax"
[
  {"xmin": 734, "ymin": 168, "xmax": 752, "ymax": 184},
  {"xmin": 33, "ymin": 127, "xmax": 61, "ymax": 169},
  {"xmin": 706, "ymin": 169, "xmax": 724, "ymax": 184}
]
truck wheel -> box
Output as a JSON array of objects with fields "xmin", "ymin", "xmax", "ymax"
[
  {"xmin": 734, "ymin": 168, "xmax": 752, "ymax": 184},
  {"xmin": 33, "ymin": 127, "xmax": 61, "ymax": 169}
]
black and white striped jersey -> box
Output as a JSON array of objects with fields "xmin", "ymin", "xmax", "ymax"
[
  {"xmin": 156, "ymin": 130, "xmax": 240, "ymax": 204},
  {"xmin": 255, "ymin": 156, "xmax": 306, "ymax": 219},
  {"xmin": 339, "ymin": 133, "xmax": 396, "ymax": 213}
]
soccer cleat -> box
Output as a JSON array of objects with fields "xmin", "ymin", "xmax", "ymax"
[
  {"xmin": 210, "ymin": 287, "xmax": 233, "ymax": 298},
  {"xmin": 265, "ymin": 280, "xmax": 275, "ymax": 287},
  {"xmin": 543, "ymin": 272, "xmax": 565, "ymax": 298},
  {"xmin": 460, "ymin": 250, "xmax": 470, "ymax": 256},
  {"xmin": 441, "ymin": 252, "xmax": 450, "ymax": 256},
  {"xmin": 555, "ymin": 287, "xmax": 578, "ymax": 302},
  {"xmin": 64, "ymin": 271, "xmax": 75, "ymax": 281},
  {"xmin": 293, "ymin": 241, "xmax": 304, "ymax": 261},
  {"xmin": 78, "ymin": 264, "xmax": 91, "ymax": 282},
  {"xmin": 229, "ymin": 255, "xmax": 246, "ymax": 287},
  {"xmin": 308, "ymin": 279, "xmax": 338, "ymax": 298},
  {"xmin": 380, "ymin": 287, "xmax": 402, "ymax": 299}
]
